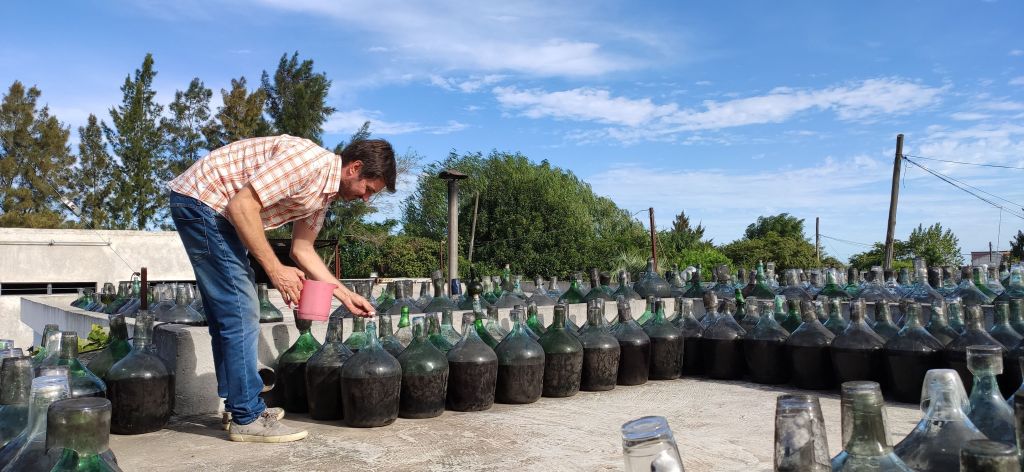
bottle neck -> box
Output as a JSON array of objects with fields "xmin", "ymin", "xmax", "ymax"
[
  {"xmin": 134, "ymin": 313, "xmax": 155, "ymax": 350},
  {"xmin": 441, "ymin": 309, "xmax": 454, "ymax": 325},
  {"xmin": 325, "ymin": 317, "xmax": 343, "ymax": 343},
  {"xmin": 843, "ymin": 402, "xmax": 892, "ymax": 456},
  {"xmin": 258, "ymin": 284, "xmax": 271, "ymax": 303},
  {"xmin": 995, "ymin": 304, "xmax": 1010, "ymax": 324},
  {"xmin": 108, "ymin": 315, "xmax": 129, "ymax": 342},
  {"xmin": 59, "ymin": 333, "xmax": 78, "ymax": 360},
  {"xmin": 552, "ymin": 308, "xmax": 567, "ymax": 331},
  {"xmin": 412, "ymin": 319, "xmax": 426, "ymax": 342}
]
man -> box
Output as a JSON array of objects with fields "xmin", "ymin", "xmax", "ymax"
[{"xmin": 167, "ymin": 134, "xmax": 393, "ymax": 442}]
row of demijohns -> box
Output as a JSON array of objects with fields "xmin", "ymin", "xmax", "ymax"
[
  {"xmin": 71, "ymin": 278, "xmax": 208, "ymax": 326},
  {"xmin": 3, "ymin": 269, "xmax": 173, "ymax": 471}
]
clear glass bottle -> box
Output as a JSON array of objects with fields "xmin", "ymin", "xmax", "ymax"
[
  {"xmin": 956, "ymin": 267, "xmax": 995, "ymax": 306},
  {"xmin": 304, "ymin": 314, "xmax": 353, "ymax": 421},
  {"xmin": 987, "ymin": 265, "xmax": 1006, "ymax": 297},
  {"xmin": 1008, "ymin": 298, "xmax": 1024, "ymax": 335},
  {"xmin": 257, "ymin": 283, "xmax": 283, "ymax": 323},
  {"xmin": 995, "ymin": 268, "xmax": 1024, "ymax": 303},
  {"xmin": 525, "ymin": 301, "xmax": 547, "ymax": 338},
  {"xmin": 397, "ymin": 317, "xmax": 449, "ymax": 419},
  {"xmin": 612, "ymin": 297, "xmax": 651, "ymax": 386},
  {"xmin": 106, "ymin": 311, "xmax": 173, "ymax": 435},
  {"xmin": 426, "ymin": 312, "xmax": 455, "ymax": 353},
  {"xmin": 883, "ymin": 302, "xmax": 943, "ymax": 403},
  {"xmin": 785, "ymin": 304, "xmax": 835, "ymax": 390},
  {"xmin": 31, "ymin": 324, "xmax": 60, "ymax": 368},
  {"xmin": 0, "ymin": 375, "xmax": 70, "ymax": 470},
  {"xmin": 539, "ymin": 304, "xmax": 584, "ymax": 397},
  {"xmin": 633, "ymin": 258, "xmax": 672, "ymax": 299},
  {"xmin": 612, "ymin": 270, "xmax": 642, "ymax": 301},
  {"xmin": 439, "ymin": 307, "xmax": 462, "ymax": 347},
  {"xmin": 546, "ymin": 276, "xmax": 563, "ymax": 300},
  {"xmin": 583, "ymin": 268, "xmax": 614, "ymax": 303},
  {"xmin": 55, "ymin": 332, "xmax": 106, "ymax": 398},
  {"xmin": 736, "ymin": 296, "xmax": 761, "ymax": 333},
  {"xmin": 823, "ymin": 298, "xmax": 850, "ymax": 336},
  {"xmin": 423, "ymin": 270, "xmax": 457, "ymax": 313},
  {"xmin": 871, "ymin": 302, "xmax": 900, "ymax": 342},
  {"xmin": 275, "ymin": 317, "xmax": 322, "ymax": 413},
  {"xmin": 779, "ymin": 269, "xmax": 812, "ymax": 303},
  {"xmin": 893, "ymin": 369, "xmax": 985, "ymax": 471},
  {"xmin": 925, "ymin": 301, "xmax": 959, "ymax": 346},
  {"xmin": 158, "ymin": 283, "xmax": 205, "ymax": 326},
  {"xmin": 832, "ymin": 300, "xmax": 886, "ymax": 386},
  {"xmin": 86, "ymin": 314, "xmax": 131, "ymax": 380},
  {"xmin": 637, "ymin": 296, "xmax": 656, "ymax": 328},
  {"xmin": 385, "ymin": 281, "xmax": 424, "ymax": 316},
  {"xmin": 945, "ymin": 305, "xmax": 1007, "ymax": 393},
  {"xmin": 378, "ymin": 313, "xmax": 405, "ymax": 358},
  {"xmin": 966, "ymin": 345, "xmax": 1017, "ymax": 446},
  {"xmin": 493, "ymin": 309, "xmax": 545, "ymax": 404},
  {"xmin": 947, "ymin": 298, "xmax": 967, "ymax": 334},
  {"xmin": 445, "ymin": 313, "xmax": 498, "ymax": 412},
  {"xmin": 0, "ymin": 356, "xmax": 32, "ymax": 448},
  {"xmin": 902, "ymin": 259, "xmax": 944, "ymax": 305},
  {"xmin": 989, "ymin": 301, "xmax": 1022, "ymax": 349},
  {"xmin": 830, "ymin": 381, "xmax": 913, "ymax": 471},
  {"xmin": 621, "ymin": 416, "xmax": 685, "ymax": 472},
  {"xmin": 774, "ymin": 394, "xmax": 829, "ymax": 472},
  {"xmin": 959, "ymin": 439, "xmax": 1020, "ymax": 471},
  {"xmin": 470, "ymin": 296, "xmax": 500, "ymax": 349},
  {"xmin": 46, "ymin": 397, "xmax": 122, "ymax": 472},
  {"xmin": 743, "ymin": 301, "xmax": 790, "ymax": 385},
  {"xmin": 485, "ymin": 305, "xmax": 509, "ymax": 342},
  {"xmin": 855, "ymin": 267, "xmax": 899, "ymax": 304},
  {"xmin": 339, "ymin": 321, "xmax": 402, "ymax": 427}
]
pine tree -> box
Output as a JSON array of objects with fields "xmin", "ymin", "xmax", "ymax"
[
  {"xmin": 261, "ymin": 52, "xmax": 336, "ymax": 144},
  {"xmin": 0, "ymin": 81, "xmax": 75, "ymax": 228},
  {"xmin": 74, "ymin": 114, "xmax": 114, "ymax": 228},
  {"xmin": 103, "ymin": 53, "xmax": 166, "ymax": 230},
  {"xmin": 1009, "ymin": 230, "xmax": 1024, "ymax": 263},
  {"xmin": 162, "ymin": 77, "xmax": 213, "ymax": 177},
  {"xmin": 205, "ymin": 77, "xmax": 271, "ymax": 149}
]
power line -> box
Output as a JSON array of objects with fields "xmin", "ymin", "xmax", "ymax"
[
  {"xmin": 904, "ymin": 157, "xmax": 1024, "ymax": 210},
  {"xmin": 904, "ymin": 154, "xmax": 1024, "ymax": 171},
  {"xmin": 820, "ymin": 234, "xmax": 875, "ymax": 248},
  {"xmin": 902, "ymin": 156, "xmax": 1024, "ymax": 221}
]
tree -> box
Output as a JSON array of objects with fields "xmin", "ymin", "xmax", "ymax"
[
  {"xmin": 73, "ymin": 114, "xmax": 114, "ymax": 228},
  {"xmin": 103, "ymin": 54, "xmax": 165, "ymax": 229},
  {"xmin": 659, "ymin": 209, "xmax": 711, "ymax": 266},
  {"xmin": 0, "ymin": 81, "xmax": 75, "ymax": 228},
  {"xmin": 721, "ymin": 232, "xmax": 836, "ymax": 271},
  {"xmin": 261, "ymin": 52, "xmax": 336, "ymax": 144},
  {"xmin": 905, "ymin": 223, "xmax": 964, "ymax": 267},
  {"xmin": 162, "ymin": 78, "xmax": 213, "ymax": 177},
  {"xmin": 1010, "ymin": 230, "xmax": 1024, "ymax": 263},
  {"xmin": 205, "ymin": 77, "xmax": 272, "ymax": 149},
  {"xmin": 744, "ymin": 213, "xmax": 806, "ymax": 240}
]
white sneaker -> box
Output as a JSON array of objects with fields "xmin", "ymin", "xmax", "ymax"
[{"xmin": 228, "ymin": 409, "xmax": 307, "ymax": 443}]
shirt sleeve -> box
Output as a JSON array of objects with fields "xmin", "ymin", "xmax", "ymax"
[
  {"xmin": 301, "ymin": 208, "xmax": 327, "ymax": 234},
  {"xmin": 248, "ymin": 138, "xmax": 324, "ymax": 208}
]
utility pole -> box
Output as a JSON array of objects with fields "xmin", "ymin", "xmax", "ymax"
[
  {"xmin": 990, "ymin": 241, "xmax": 994, "ymax": 263},
  {"xmin": 439, "ymin": 170, "xmax": 468, "ymax": 292},
  {"xmin": 649, "ymin": 207, "xmax": 658, "ymax": 270},
  {"xmin": 815, "ymin": 217, "xmax": 821, "ymax": 266},
  {"xmin": 467, "ymin": 192, "xmax": 479, "ymax": 263},
  {"xmin": 883, "ymin": 134, "xmax": 904, "ymax": 271}
]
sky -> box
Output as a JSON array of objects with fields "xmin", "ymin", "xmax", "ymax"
[{"xmin": 2, "ymin": 0, "xmax": 1023, "ymax": 262}]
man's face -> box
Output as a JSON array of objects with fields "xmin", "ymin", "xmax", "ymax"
[{"xmin": 339, "ymin": 161, "xmax": 386, "ymax": 202}]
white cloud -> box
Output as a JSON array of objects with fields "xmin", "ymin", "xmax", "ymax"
[
  {"xmin": 493, "ymin": 86, "xmax": 679, "ymax": 127},
  {"xmin": 1010, "ymin": 49, "xmax": 1024, "ymax": 56},
  {"xmin": 1009, "ymin": 76, "xmax": 1024, "ymax": 86},
  {"xmin": 430, "ymin": 74, "xmax": 505, "ymax": 93},
  {"xmin": 950, "ymin": 112, "xmax": 991, "ymax": 121},
  {"xmin": 325, "ymin": 109, "xmax": 468, "ymax": 136},
  {"xmin": 978, "ymin": 101, "xmax": 1024, "ymax": 111}
]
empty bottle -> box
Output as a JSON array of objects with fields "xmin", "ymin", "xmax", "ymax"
[
  {"xmin": 494, "ymin": 309, "xmax": 545, "ymax": 404},
  {"xmin": 830, "ymin": 381, "xmax": 912, "ymax": 471},
  {"xmin": 31, "ymin": 324, "xmax": 60, "ymax": 368},
  {"xmin": 446, "ymin": 312, "xmax": 498, "ymax": 412},
  {"xmin": 343, "ymin": 316, "xmax": 368, "ymax": 353},
  {"xmin": 996, "ymin": 268, "xmax": 1024, "ymax": 303},
  {"xmin": 966, "ymin": 345, "xmax": 1016, "ymax": 446},
  {"xmin": 56, "ymin": 332, "xmax": 106, "ymax": 398},
  {"xmin": 785, "ymin": 303, "xmax": 835, "ymax": 390},
  {"xmin": 945, "ymin": 305, "xmax": 1007, "ymax": 393},
  {"xmin": 485, "ymin": 305, "xmax": 509, "ymax": 342},
  {"xmin": 871, "ymin": 302, "xmax": 900, "ymax": 342},
  {"xmin": 439, "ymin": 307, "xmax": 462, "ymax": 347},
  {"xmin": 773, "ymin": 394, "xmax": 829, "ymax": 472},
  {"xmin": 378, "ymin": 313, "xmax": 405, "ymax": 358},
  {"xmin": 633, "ymin": 258, "xmax": 672, "ymax": 299},
  {"xmin": 893, "ymin": 369, "xmax": 985, "ymax": 471},
  {"xmin": 423, "ymin": 270, "xmax": 457, "ymax": 313},
  {"xmin": 385, "ymin": 281, "xmax": 423, "ymax": 316},
  {"xmin": 613, "ymin": 298, "xmax": 651, "ymax": 386},
  {"xmin": 106, "ymin": 312, "xmax": 173, "ymax": 434},
  {"xmin": 957, "ymin": 267, "xmax": 995, "ymax": 306},
  {"xmin": 304, "ymin": 314, "xmax": 353, "ymax": 421},
  {"xmin": 612, "ymin": 270, "xmax": 642, "ymax": 301},
  {"xmin": 0, "ymin": 356, "xmax": 32, "ymax": 448},
  {"xmin": 822, "ymin": 298, "xmax": 849, "ymax": 336},
  {"xmin": 883, "ymin": 302, "xmax": 943, "ymax": 403},
  {"xmin": 947, "ymin": 298, "xmax": 967, "ymax": 334},
  {"xmin": 817, "ymin": 268, "xmax": 851, "ymax": 301},
  {"xmin": 925, "ymin": 301, "xmax": 959, "ymax": 346},
  {"xmin": 158, "ymin": 283, "xmax": 205, "ymax": 326},
  {"xmin": 0, "ymin": 375, "xmax": 70, "ymax": 471},
  {"xmin": 257, "ymin": 283, "xmax": 283, "ymax": 323},
  {"xmin": 558, "ymin": 275, "xmax": 587, "ymax": 304},
  {"xmin": 673, "ymin": 297, "xmax": 703, "ymax": 376},
  {"xmin": 743, "ymin": 301, "xmax": 790, "ymax": 385},
  {"xmin": 959, "ymin": 439, "xmax": 1020, "ymax": 471},
  {"xmin": 779, "ymin": 270, "xmax": 812, "ymax": 303},
  {"xmin": 682, "ymin": 267, "xmax": 705, "ymax": 299},
  {"xmin": 902, "ymin": 259, "xmax": 944, "ymax": 305},
  {"xmin": 275, "ymin": 317, "xmax": 322, "ymax": 413},
  {"xmin": 744, "ymin": 261, "xmax": 777, "ymax": 299},
  {"xmin": 46, "ymin": 397, "xmax": 122, "ymax": 472},
  {"xmin": 539, "ymin": 304, "xmax": 584, "ymax": 397},
  {"xmin": 340, "ymin": 321, "xmax": 402, "ymax": 427},
  {"xmin": 621, "ymin": 416, "xmax": 685, "ymax": 472},
  {"xmin": 85, "ymin": 314, "xmax": 131, "ymax": 380},
  {"xmin": 781, "ymin": 299, "xmax": 803, "ymax": 333},
  {"xmin": 393, "ymin": 306, "xmax": 414, "ymax": 348},
  {"xmin": 469, "ymin": 295, "xmax": 500, "ymax": 349},
  {"xmin": 832, "ymin": 300, "xmax": 886, "ymax": 385},
  {"xmin": 398, "ymin": 317, "xmax": 449, "ymax": 419},
  {"xmin": 990, "ymin": 302, "xmax": 1022, "ymax": 347}
]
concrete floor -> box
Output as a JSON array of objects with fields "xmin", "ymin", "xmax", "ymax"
[{"xmin": 109, "ymin": 378, "xmax": 922, "ymax": 472}]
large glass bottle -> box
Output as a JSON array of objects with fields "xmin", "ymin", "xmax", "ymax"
[
  {"xmin": 781, "ymin": 298, "xmax": 803, "ymax": 334},
  {"xmin": 304, "ymin": 314, "xmax": 353, "ymax": 421},
  {"xmin": 956, "ymin": 267, "xmax": 995, "ymax": 306},
  {"xmin": 636, "ymin": 296, "xmax": 656, "ymax": 327},
  {"xmin": 612, "ymin": 270, "xmax": 642, "ymax": 301},
  {"xmin": 426, "ymin": 312, "xmax": 455, "ymax": 353},
  {"xmin": 633, "ymin": 258, "xmax": 672, "ymax": 299},
  {"xmin": 621, "ymin": 415, "xmax": 685, "ymax": 472},
  {"xmin": 525, "ymin": 301, "xmax": 547, "ymax": 338},
  {"xmin": 830, "ymin": 381, "xmax": 913, "ymax": 471},
  {"xmin": 494, "ymin": 309, "xmax": 545, "ymax": 404},
  {"xmin": 393, "ymin": 306, "xmax": 414, "ymax": 348},
  {"xmin": 0, "ymin": 356, "xmax": 32, "ymax": 448},
  {"xmin": 945, "ymin": 305, "xmax": 1007, "ymax": 393},
  {"xmin": 343, "ymin": 316, "xmax": 368, "ymax": 353},
  {"xmin": 682, "ymin": 266, "xmax": 705, "ymax": 298},
  {"xmin": 423, "ymin": 270, "xmax": 456, "ymax": 313},
  {"xmin": 31, "ymin": 324, "xmax": 60, "ymax": 367},
  {"xmin": 101, "ymin": 281, "xmax": 131, "ymax": 315},
  {"xmin": 822, "ymin": 298, "xmax": 850, "ymax": 336},
  {"xmin": 439, "ymin": 307, "xmax": 462, "ymax": 347},
  {"xmin": 707, "ymin": 264, "xmax": 735, "ymax": 301},
  {"xmin": 1008, "ymin": 298, "xmax": 1024, "ymax": 335},
  {"xmin": 106, "ymin": 312, "xmax": 173, "ymax": 434},
  {"xmin": 385, "ymin": 281, "xmax": 424, "ymax": 316},
  {"xmin": 854, "ymin": 267, "xmax": 899, "ymax": 304},
  {"xmin": 469, "ymin": 296, "xmax": 500, "ymax": 349},
  {"xmin": 557, "ymin": 274, "xmax": 587, "ymax": 304},
  {"xmin": 817, "ymin": 268, "xmax": 851, "ymax": 301},
  {"xmin": 779, "ymin": 269, "xmax": 812, "ymax": 303},
  {"xmin": 986, "ymin": 265, "xmax": 1006, "ymax": 297},
  {"xmin": 638, "ymin": 300, "xmax": 679, "ymax": 381},
  {"xmin": 86, "ymin": 314, "xmax": 131, "ymax": 380},
  {"xmin": 989, "ymin": 301, "xmax": 1022, "ymax": 349},
  {"xmin": 339, "ymin": 321, "xmax": 402, "ymax": 427},
  {"xmin": 925, "ymin": 301, "xmax": 959, "ymax": 346},
  {"xmin": 893, "ymin": 369, "xmax": 985, "ymax": 472},
  {"xmin": 158, "ymin": 284, "xmax": 205, "ymax": 326},
  {"xmin": 901, "ymin": 259, "xmax": 944, "ymax": 305},
  {"xmin": 883, "ymin": 302, "xmax": 943, "ymax": 403},
  {"xmin": 257, "ymin": 283, "xmax": 283, "ymax": 323},
  {"xmin": 743, "ymin": 301, "xmax": 790, "ymax": 385},
  {"xmin": 375, "ymin": 281, "xmax": 396, "ymax": 313},
  {"xmin": 736, "ymin": 296, "xmax": 761, "ymax": 333},
  {"xmin": 539, "ymin": 304, "xmax": 584, "ymax": 397},
  {"xmin": 959, "ymin": 440, "xmax": 1020, "ymax": 471},
  {"xmin": 445, "ymin": 312, "xmax": 498, "ymax": 412},
  {"xmin": 744, "ymin": 261, "xmax": 777, "ymax": 299},
  {"xmin": 785, "ymin": 304, "xmax": 835, "ymax": 390},
  {"xmin": 485, "ymin": 305, "xmax": 509, "ymax": 342},
  {"xmin": 275, "ymin": 317, "xmax": 322, "ymax": 413},
  {"xmin": 397, "ymin": 318, "xmax": 449, "ymax": 419},
  {"xmin": 46, "ymin": 397, "xmax": 122, "ymax": 472},
  {"xmin": 545, "ymin": 276, "xmax": 563, "ymax": 300},
  {"xmin": 527, "ymin": 276, "xmax": 557, "ymax": 306},
  {"xmin": 995, "ymin": 268, "xmax": 1024, "ymax": 303},
  {"xmin": 672, "ymin": 297, "xmax": 703, "ymax": 376},
  {"xmin": 871, "ymin": 302, "xmax": 900, "ymax": 341},
  {"xmin": 946, "ymin": 298, "xmax": 967, "ymax": 335},
  {"xmin": 378, "ymin": 314, "xmax": 405, "ymax": 358},
  {"xmin": 832, "ymin": 300, "xmax": 886, "ymax": 385},
  {"xmin": 56, "ymin": 332, "xmax": 106, "ymax": 398},
  {"xmin": 0, "ymin": 375, "xmax": 70, "ymax": 471},
  {"xmin": 773, "ymin": 394, "xmax": 830, "ymax": 472},
  {"xmin": 612, "ymin": 298, "xmax": 651, "ymax": 386},
  {"xmin": 700, "ymin": 298, "xmax": 745, "ymax": 380},
  {"xmin": 845, "ymin": 267, "xmax": 862, "ymax": 298},
  {"xmin": 583, "ymin": 268, "xmax": 614, "ymax": 303},
  {"xmin": 966, "ymin": 345, "xmax": 1017, "ymax": 446},
  {"xmin": 578, "ymin": 304, "xmax": 620, "ymax": 391}
]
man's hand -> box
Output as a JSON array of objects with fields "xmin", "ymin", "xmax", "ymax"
[
  {"xmin": 337, "ymin": 290, "xmax": 375, "ymax": 317},
  {"xmin": 269, "ymin": 264, "xmax": 306, "ymax": 306}
]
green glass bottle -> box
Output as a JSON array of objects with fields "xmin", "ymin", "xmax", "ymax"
[
  {"xmin": 86, "ymin": 314, "xmax": 131, "ymax": 380},
  {"xmin": 31, "ymin": 324, "xmax": 60, "ymax": 368},
  {"xmin": 944, "ymin": 305, "xmax": 1006, "ymax": 396},
  {"xmin": 682, "ymin": 267, "xmax": 705, "ymax": 298},
  {"xmin": 304, "ymin": 314, "xmax": 353, "ymax": 421},
  {"xmin": 257, "ymin": 283, "xmax": 283, "ymax": 323},
  {"xmin": 343, "ymin": 316, "xmax": 368, "ymax": 353},
  {"xmin": 634, "ymin": 258, "xmax": 672, "ymax": 299},
  {"xmin": 558, "ymin": 275, "xmax": 586, "ymax": 304},
  {"xmin": 773, "ymin": 295, "xmax": 788, "ymax": 324},
  {"xmin": 46, "ymin": 397, "xmax": 120, "ymax": 472},
  {"xmin": 989, "ymin": 302, "xmax": 1022, "ymax": 348},
  {"xmin": 818, "ymin": 268, "xmax": 851, "ymax": 300},
  {"xmin": 0, "ymin": 356, "xmax": 32, "ymax": 448},
  {"xmin": 485, "ymin": 305, "xmax": 509, "ymax": 342},
  {"xmin": 947, "ymin": 298, "xmax": 967, "ymax": 334},
  {"xmin": 469, "ymin": 295, "xmax": 500, "ymax": 348},
  {"xmin": 101, "ymin": 281, "xmax": 130, "ymax": 315},
  {"xmin": 275, "ymin": 317, "xmax": 321, "ymax": 413},
  {"xmin": 538, "ymin": 304, "xmax": 584, "ymax": 397},
  {"xmin": 822, "ymin": 298, "xmax": 850, "ymax": 337},
  {"xmin": 439, "ymin": 307, "xmax": 461, "ymax": 347},
  {"xmin": 925, "ymin": 301, "xmax": 959, "ymax": 346},
  {"xmin": 872, "ymin": 302, "xmax": 900, "ymax": 342},
  {"xmin": 967, "ymin": 267, "xmax": 997, "ymax": 303},
  {"xmin": 996, "ymin": 268, "xmax": 1024, "ymax": 302},
  {"xmin": 637, "ymin": 296, "xmax": 656, "ymax": 327},
  {"xmin": 375, "ymin": 282, "xmax": 396, "ymax": 312},
  {"xmin": 583, "ymin": 268, "xmax": 614, "ymax": 303},
  {"xmin": 394, "ymin": 306, "xmax": 414, "ymax": 347},
  {"xmin": 426, "ymin": 313, "xmax": 455, "ymax": 353},
  {"xmin": 781, "ymin": 299, "xmax": 803, "ymax": 333},
  {"xmin": 494, "ymin": 309, "xmax": 545, "ymax": 404},
  {"xmin": 830, "ymin": 381, "xmax": 913, "ymax": 471},
  {"xmin": 526, "ymin": 301, "xmax": 547, "ymax": 337},
  {"xmin": 105, "ymin": 310, "xmax": 173, "ymax": 435},
  {"xmin": 613, "ymin": 297, "xmax": 651, "ymax": 385},
  {"xmin": 883, "ymin": 302, "xmax": 944, "ymax": 403},
  {"xmin": 845, "ymin": 267, "xmax": 862, "ymax": 298},
  {"xmin": 378, "ymin": 314, "xmax": 405, "ymax": 358},
  {"xmin": 340, "ymin": 321, "xmax": 402, "ymax": 427},
  {"xmin": 55, "ymin": 332, "xmax": 105, "ymax": 398},
  {"xmin": 959, "ymin": 440, "xmax": 1020, "ymax": 472},
  {"xmin": 398, "ymin": 318, "xmax": 449, "ymax": 419},
  {"xmin": 612, "ymin": 270, "xmax": 642, "ymax": 301},
  {"xmin": 446, "ymin": 312, "xmax": 498, "ymax": 412},
  {"xmin": 966, "ymin": 345, "xmax": 1016, "ymax": 446}
]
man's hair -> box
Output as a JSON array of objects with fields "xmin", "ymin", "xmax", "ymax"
[{"xmin": 340, "ymin": 139, "xmax": 397, "ymax": 192}]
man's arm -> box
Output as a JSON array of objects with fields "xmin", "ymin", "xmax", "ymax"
[
  {"xmin": 224, "ymin": 183, "xmax": 306, "ymax": 305},
  {"xmin": 291, "ymin": 220, "xmax": 375, "ymax": 316}
]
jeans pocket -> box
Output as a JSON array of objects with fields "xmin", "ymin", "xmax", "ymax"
[{"xmin": 174, "ymin": 216, "xmax": 211, "ymax": 264}]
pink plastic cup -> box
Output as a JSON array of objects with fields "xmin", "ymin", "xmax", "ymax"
[{"xmin": 296, "ymin": 279, "xmax": 336, "ymax": 321}]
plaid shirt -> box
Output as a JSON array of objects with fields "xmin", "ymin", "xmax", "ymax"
[{"xmin": 167, "ymin": 135, "xmax": 342, "ymax": 232}]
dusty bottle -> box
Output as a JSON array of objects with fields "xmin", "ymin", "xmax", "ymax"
[
  {"xmin": 0, "ymin": 375, "xmax": 70, "ymax": 471},
  {"xmin": 612, "ymin": 270, "xmax": 642, "ymax": 301},
  {"xmin": 446, "ymin": 312, "xmax": 498, "ymax": 412},
  {"xmin": 494, "ymin": 309, "xmax": 545, "ymax": 404},
  {"xmin": 612, "ymin": 297, "xmax": 651, "ymax": 386},
  {"xmin": 736, "ymin": 296, "xmax": 761, "ymax": 333},
  {"xmin": 957, "ymin": 267, "xmax": 995, "ymax": 306},
  {"xmin": 743, "ymin": 301, "xmax": 790, "ymax": 385},
  {"xmin": 744, "ymin": 261, "xmax": 777, "ymax": 299},
  {"xmin": 158, "ymin": 283, "xmax": 205, "ymax": 326},
  {"xmin": 378, "ymin": 313, "xmax": 405, "ymax": 358},
  {"xmin": 637, "ymin": 296, "xmax": 656, "ymax": 328},
  {"xmin": 86, "ymin": 314, "xmax": 131, "ymax": 380},
  {"xmin": 106, "ymin": 312, "xmax": 173, "ymax": 434},
  {"xmin": 643, "ymin": 300, "xmax": 682, "ymax": 380},
  {"xmin": 854, "ymin": 267, "xmax": 899, "ymax": 304},
  {"xmin": 528, "ymin": 275, "xmax": 557, "ymax": 306},
  {"xmin": 438, "ymin": 307, "xmax": 462, "ymax": 347},
  {"xmin": 578, "ymin": 304, "xmax": 620, "ymax": 391},
  {"xmin": 682, "ymin": 266, "xmax": 705, "ymax": 299},
  {"xmin": 945, "ymin": 305, "xmax": 1007, "ymax": 394},
  {"xmin": 583, "ymin": 268, "xmax": 614, "ymax": 303},
  {"xmin": 343, "ymin": 316, "xmax": 368, "ymax": 353},
  {"xmin": 966, "ymin": 345, "xmax": 1017, "ymax": 446},
  {"xmin": 469, "ymin": 295, "xmax": 500, "ymax": 349},
  {"xmin": 995, "ymin": 268, "xmax": 1024, "ymax": 303},
  {"xmin": 46, "ymin": 397, "xmax": 122, "ymax": 472},
  {"xmin": 785, "ymin": 304, "xmax": 835, "ymax": 390},
  {"xmin": 526, "ymin": 301, "xmax": 547, "ymax": 338},
  {"xmin": 673, "ymin": 297, "xmax": 703, "ymax": 376},
  {"xmin": 634, "ymin": 258, "xmax": 672, "ymax": 299},
  {"xmin": 773, "ymin": 295, "xmax": 788, "ymax": 324},
  {"xmin": 398, "ymin": 317, "xmax": 449, "ymax": 419},
  {"xmin": 989, "ymin": 301, "xmax": 1022, "ymax": 349},
  {"xmin": 1008, "ymin": 298, "xmax": 1024, "ymax": 335},
  {"xmin": 700, "ymin": 298, "xmax": 744, "ymax": 380},
  {"xmin": 56, "ymin": 332, "xmax": 106, "ymax": 398},
  {"xmin": 304, "ymin": 314, "xmax": 353, "ymax": 421},
  {"xmin": 539, "ymin": 304, "xmax": 584, "ymax": 397},
  {"xmin": 275, "ymin": 317, "xmax": 322, "ymax": 413},
  {"xmin": 831, "ymin": 300, "xmax": 886, "ymax": 385},
  {"xmin": 845, "ymin": 267, "xmax": 862, "ymax": 298},
  {"xmin": 558, "ymin": 275, "xmax": 587, "ymax": 304},
  {"xmin": 340, "ymin": 321, "xmax": 402, "ymax": 427},
  {"xmin": 423, "ymin": 270, "xmax": 456, "ymax": 313},
  {"xmin": 545, "ymin": 276, "xmax": 563, "ymax": 300},
  {"xmin": 257, "ymin": 283, "xmax": 283, "ymax": 323},
  {"xmin": 893, "ymin": 369, "xmax": 985, "ymax": 472},
  {"xmin": 830, "ymin": 381, "xmax": 913, "ymax": 471},
  {"xmin": 774, "ymin": 394, "xmax": 830, "ymax": 472},
  {"xmin": 947, "ymin": 298, "xmax": 967, "ymax": 334},
  {"xmin": 385, "ymin": 281, "xmax": 423, "ymax": 316},
  {"xmin": 818, "ymin": 268, "xmax": 851, "ymax": 301},
  {"xmin": 779, "ymin": 269, "xmax": 812, "ymax": 304},
  {"xmin": 0, "ymin": 356, "xmax": 32, "ymax": 448},
  {"xmin": 959, "ymin": 439, "xmax": 1020, "ymax": 471},
  {"xmin": 822, "ymin": 298, "xmax": 849, "ymax": 337},
  {"xmin": 925, "ymin": 301, "xmax": 959, "ymax": 346},
  {"xmin": 393, "ymin": 306, "xmax": 414, "ymax": 348},
  {"xmin": 781, "ymin": 299, "xmax": 803, "ymax": 333},
  {"xmin": 871, "ymin": 302, "xmax": 900, "ymax": 342},
  {"xmin": 31, "ymin": 324, "xmax": 60, "ymax": 368},
  {"xmin": 485, "ymin": 305, "xmax": 509, "ymax": 342},
  {"xmin": 426, "ymin": 312, "xmax": 455, "ymax": 353},
  {"xmin": 883, "ymin": 302, "xmax": 944, "ymax": 403}
]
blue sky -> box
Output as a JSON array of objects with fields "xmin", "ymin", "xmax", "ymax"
[{"xmin": 3, "ymin": 0, "xmax": 1023, "ymax": 262}]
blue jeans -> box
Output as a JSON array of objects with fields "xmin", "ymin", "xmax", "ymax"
[{"xmin": 169, "ymin": 192, "xmax": 266, "ymax": 425}]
